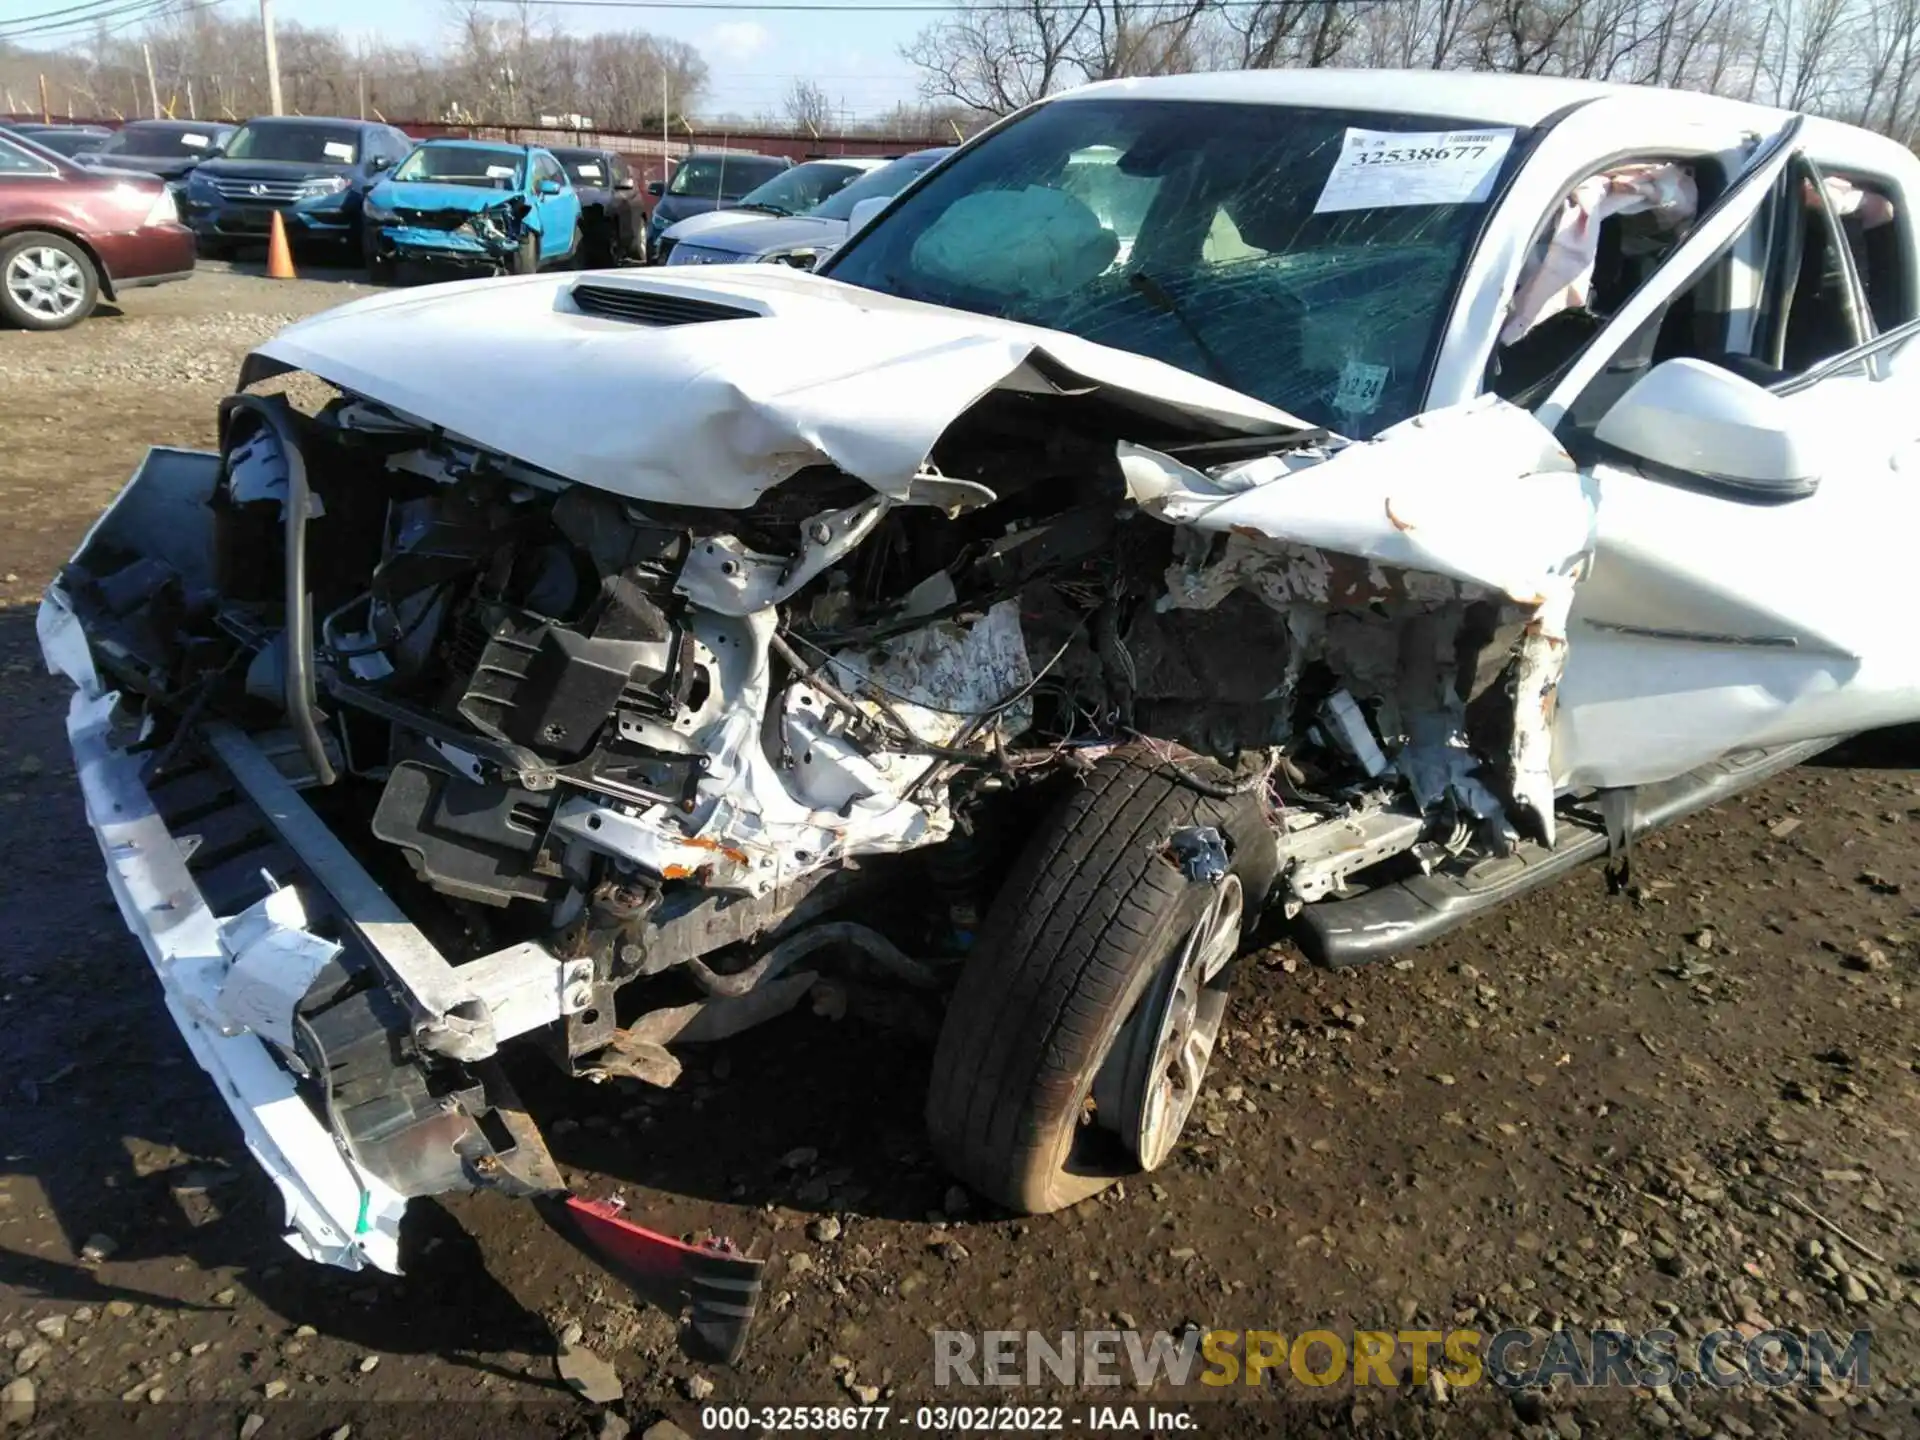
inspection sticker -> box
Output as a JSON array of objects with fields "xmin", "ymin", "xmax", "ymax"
[
  {"xmin": 1314, "ymin": 127, "xmax": 1516, "ymax": 213},
  {"xmin": 1334, "ymin": 358, "xmax": 1390, "ymax": 416},
  {"xmin": 323, "ymin": 140, "xmax": 355, "ymax": 161}
]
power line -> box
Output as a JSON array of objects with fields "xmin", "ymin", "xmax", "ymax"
[
  {"xmin": 1, "ymin": 0, "xmax": 225, "ymax": 44},
  {"xmin": 466, "ymin": 0, "xmax": 1349, "ymax": 10},
  {"xmin": 0, "ymin": 0, "xmax": 173, "ymax": 39},
  {"xmin": 0, "ymin": 0, "xmax": 143, "ymax": 34}
]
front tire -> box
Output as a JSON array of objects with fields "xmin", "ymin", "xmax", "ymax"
[
  {"xmin": 362, "ymin": 232, "xmax": 396, "ymax": 285},
  {"xmin": 926, "ymin": 750, "xmax": 1276, "ymax": 1213},
  {"xmin": 0, "ymin": 231, "xmax": 98, "ymax": 331}
]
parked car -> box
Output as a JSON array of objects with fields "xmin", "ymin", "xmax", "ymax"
[
  {"xmin": 549, "ymin": 146, "xmax": 643, "ymax": 266},
  {"xmin": 361, "ymin": 139, "xmax": 582, "ymax": 281},
  {"xmin": 0, "ymin": 128, "xmax": 192, "ymax": 329},
  {"xmin": 654, "ymin": 155, "xmax": 887, "ymax": 264},
  {"xmin": 79, "ymin": 120, "xmax": 237, "ymax": 195},
  {"xmin": 2, "ymin": 122, "xmax": 111, "ymax": 141},
  {"xmin": 41, "ymin": 70, "xmax": 1920, "ymax": 1359},
  {"xmin": 643, "ymin": 149, "xmax": 789, "ymax": 260},
  {"xmin": 180, "ymin": 115, "xmax": 412, "ymax": 257},
  {"xmin": 662, "ymin": 148, "xmax": 950, "ymax": 268},
  {"xmin": 15, "ymin": 125, "xmax": 110, "ymax": 158}
]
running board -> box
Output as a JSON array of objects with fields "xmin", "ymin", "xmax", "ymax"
[{"xmin": 1295, "ymin": 737, "xmax": 1837, "ymax": 968}]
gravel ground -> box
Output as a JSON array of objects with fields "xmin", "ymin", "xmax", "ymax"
[{"xmin": 0, "ymin": 264, "xmax": 1916, "ymax": 1440}]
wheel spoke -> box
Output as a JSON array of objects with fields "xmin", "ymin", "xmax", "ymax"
[
  {"xmin": 1112, "ymin": 872, "xmax": 1244, "ymax": 1170},
  {"xmin": 1176, "ymin": 1026, "xmax": 1212, "ymax": 1098},
  {"xmin": 6, "ymin": 247, "xmax": 87, "ymax": 319}
]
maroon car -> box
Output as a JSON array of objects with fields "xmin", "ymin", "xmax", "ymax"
[{"xmin": 0, "ymin": 128, "xmax": 195, "ymax": 330}]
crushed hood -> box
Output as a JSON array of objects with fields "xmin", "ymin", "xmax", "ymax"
[{"xmin": 244, "ymin": 267, "xmax": 1309, "ymax": 508}]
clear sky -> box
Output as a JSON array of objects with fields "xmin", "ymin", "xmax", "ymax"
[{"xmin": 0, "ymin": 0, "xmax": 935, "ymax": 120}]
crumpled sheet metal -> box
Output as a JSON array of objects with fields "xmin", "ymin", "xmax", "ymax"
[
  {"xmin": 827, "ymin": 598, "xmax": 1035, "ymax": 748},
  {"xmin": 1136, "ymin": 395, "xmax": 1592, "ymax": 844},
  {"xmin": 1131, "ymin": 395, "xmax": 1594, "ymax": 608},
  {"xmin": 248, "ymin": 267, "xmax": 1305, "ymax": 511},
  {"xmin": 1502, "ymin": 161, "xmax": 1699, "ymax": 346},
  {"xmin": 553, "ymin": 603, "xmax": 1032, "ymax": 898},
  {"xmin": 215, "ymin": 886, "xmax": 342, "ymax": 1050}
]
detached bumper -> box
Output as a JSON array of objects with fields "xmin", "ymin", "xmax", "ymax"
[
  {"xmin": 36, "ymin": 444, "xmax": 769, "ymax": 1360},
  {"xmin": 40, "ymin": 601, "xmax": 408, "ymax": 1270}
]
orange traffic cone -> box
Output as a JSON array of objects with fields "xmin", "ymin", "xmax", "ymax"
[{"xmin": 266, "ymin": 210, "xmax": 297, "ymax": 281}]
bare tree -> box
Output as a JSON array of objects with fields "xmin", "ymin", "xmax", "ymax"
[
  {"xmin": 904, "ymin": 0, "xmax": 1098, "ymax": 114},
  {"xmin": 784, "ymin": 78, "xmax": 833, "ymax": 133}
]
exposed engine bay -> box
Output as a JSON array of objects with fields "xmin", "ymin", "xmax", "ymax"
[{"xmin": 55, "ymin": 372, "xmax": 1579, "ymax": 1010}]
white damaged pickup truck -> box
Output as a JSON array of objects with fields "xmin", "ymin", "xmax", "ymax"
[{"xmin": 40, "ymin": 69, "xmax": 1920, "ymax": 1359}]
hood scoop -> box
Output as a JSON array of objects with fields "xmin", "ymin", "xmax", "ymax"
[{"xmin": 569, "ymin": 284, "xmax": 757, "ymax": 327}]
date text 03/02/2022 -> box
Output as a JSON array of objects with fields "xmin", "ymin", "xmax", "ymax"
[{"xmin": 697, "ymin": 1405, "xmax": 1196, "ymax": 1432}]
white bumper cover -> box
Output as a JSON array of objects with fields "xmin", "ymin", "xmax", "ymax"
[{"xmin": 40, "ymin": 596, "xmax": 408, "ymax": 1272}]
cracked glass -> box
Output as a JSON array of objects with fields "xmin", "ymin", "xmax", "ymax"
[{"xmin": 826, "ymin": 99, "xmax": 1530, "ymax": 437}]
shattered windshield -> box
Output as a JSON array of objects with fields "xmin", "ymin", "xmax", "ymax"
[
  {"xmin": 393, "ymin": 144, "xmax": 525, "ymax": 189},
  {"xmin": 824, "ymin": 100, "xmax": 1528, "ymax": 435}
]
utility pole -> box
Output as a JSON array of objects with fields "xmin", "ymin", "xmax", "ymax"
[
  {"xmin": 261, "ymin": 0, "xmax": 284, "ymax": 115},
  {"xmin": 661, "ymin": 67, "xmax": 669, "ymax": 191},
  {"xmin": 357, "ymin": 71, "xmax": 366, "ymax": 119},
  {"xmin": 187, "ymin": 80, "xmax": 196, "ymax": 119},
  {"xmin": 38, "ymin": 72, "xmax": 50, "ymax": 124},
  {"xmin": 143, "ymin": 43, "xmax": 161, "ymax": 118}
]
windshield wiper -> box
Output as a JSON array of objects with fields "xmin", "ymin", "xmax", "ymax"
[
  {"xmin": 735, "ymin": 201, "xmax": 792, "ymax": 216},
  {"xmin": 1128, "ymin": 271, "xmax": 1240, "ymax": 393}
]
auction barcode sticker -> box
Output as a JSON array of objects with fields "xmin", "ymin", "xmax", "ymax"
[{"xmin": 1313, "ymin": 128, "xmax": 1516, "ymax": 213}]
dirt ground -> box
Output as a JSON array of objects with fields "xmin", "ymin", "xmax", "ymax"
[{"xmin": 0, "ymin": 261, "xmax": 1916, "ymax": 1440}]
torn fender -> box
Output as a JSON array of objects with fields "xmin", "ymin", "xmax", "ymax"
[
  {"xmin": 1128, "ymin": 396, "xmax": 1596, "ymax": 843},
  {"xmin": 1124, "ymin": 395, "xmax": 1594, "ymax": 606}
]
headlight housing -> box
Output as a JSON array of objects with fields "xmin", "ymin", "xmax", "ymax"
[
  {"xmin": 300, "ymin": 175, "xmax": 351, "ymax": 198},
  {"xmin": 186, "ymin": 171, "xmax": 217, "ymax": 200},
  {"xmin": 142, "ymin": 187, "xmax": 179, "ymax": 227},
  {"xmin": 758, "ymin": 246, "xmax": 824, "ymax": 270},
  {"xmin": 362, "ymin": 197, "xmax": 396, "ymax": 223},
  {"xmin": 665, "ymin": 244, "xmax": 739, "ymax": 266}
]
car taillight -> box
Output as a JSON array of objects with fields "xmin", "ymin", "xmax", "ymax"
[{"xmin": 143, "ymin": 187, "xmax": 179, "ymax": 227}]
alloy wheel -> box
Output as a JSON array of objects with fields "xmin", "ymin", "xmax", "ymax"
[
  {"xmin": 5, "ymin": 245, "xmax": 87, "ymax": 322},
  {"xmin": 1092, "ymin": 872, "xmax": 1245, "ymax": 1170}
]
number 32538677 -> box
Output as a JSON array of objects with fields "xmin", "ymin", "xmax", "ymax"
[{"xmin": 1356, "ymin": 144, "xmax": 1490, "ymax": 167}]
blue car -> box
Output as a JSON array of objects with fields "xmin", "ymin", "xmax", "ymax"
[{"xmin": 361, "ymin": 139, "xmax": 582, "ymax": 281}]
